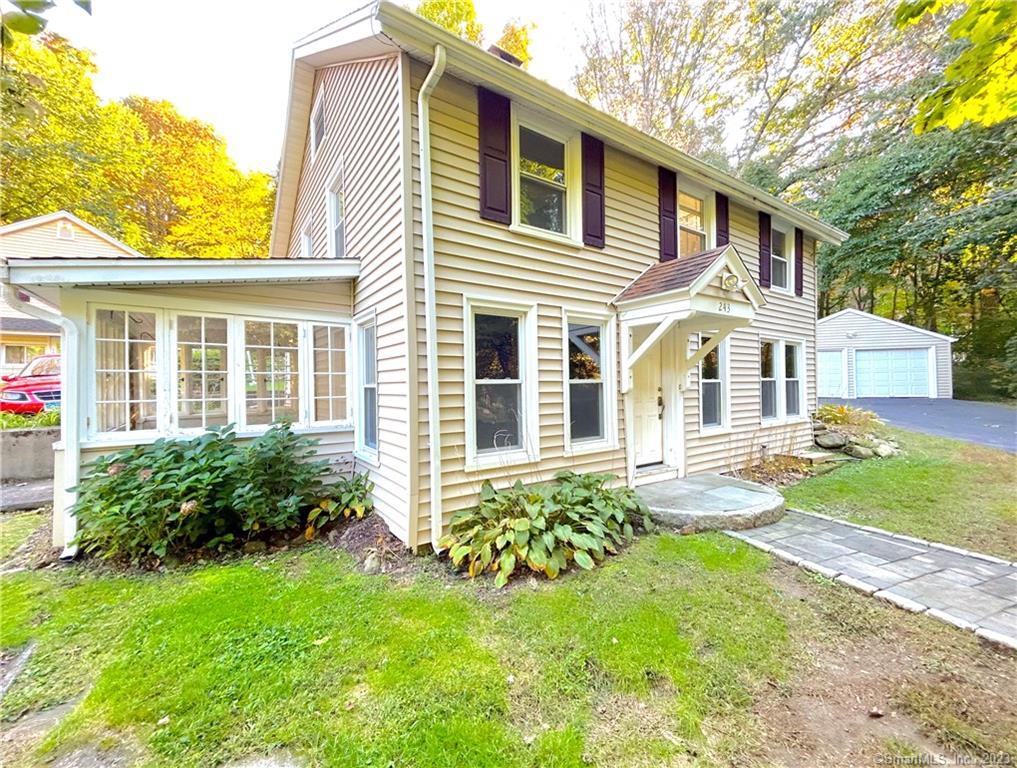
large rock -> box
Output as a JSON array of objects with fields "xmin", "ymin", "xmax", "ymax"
[
  {"xmin": 845, "ymin": 444, "xmax": 875, "ymax": 459},
  {"xmin": 874, "ymin": 442, "xmax": 896, "ymax": 458},
  {"xmin": 815, "ymin": 431, "xmax": 848, "ymax": 449}
]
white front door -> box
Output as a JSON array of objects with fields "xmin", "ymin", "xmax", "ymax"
[
  {"xmin": 818, "ymin": 350, "xmax": 845, "ymax": 398},
  {"xmin": 855, "ymin": 348, "xmax": 930, "ymax": 397},
  {"xmin": 632, "ymin": 341, "xmax": 663, "ymax": 466}
]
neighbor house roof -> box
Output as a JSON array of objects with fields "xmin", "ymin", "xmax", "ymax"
[
  {"xmin": 0, "ymin": 316, "xmax": 60, "ymax": 334},
  {"xmin": 0, "ymin": 211, "xmax": 150, "ymax": 260},
  {"xmin": 613, "ymin": 247, "xmax": 728, "ymax": 303},
  {"xmin": 818, "ymin": 308, "xmax": 957, "ymax": 343},
  {"xmin": 270, "ymin": 1, "xmax": 849, "ymax": 258}
]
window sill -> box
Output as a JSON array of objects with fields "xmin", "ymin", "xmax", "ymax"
[
  {"xmin": 758, "ymin": 415, "xmax": 809, "ymax": 428},
  {"xmin": 80, "ymin": 423, "xmax": 354, "ymax": 451},
  {"xmin": 354, "ymin": 446, "xmax": 380, "ymax": 468},
  {"xmin": 698, "ymin": 425, "xmax": 732, "ymax": 437},
  {"xmin": 508, "ymin": 222, "xmax": 583, "ymax": 250},
  {"xmin": 564, "ymin": 438, "xmax": 618, "ymax": 457},
  {"xmin": 465, "ymin": 448, "xmax": 539, "ymax": 473}
]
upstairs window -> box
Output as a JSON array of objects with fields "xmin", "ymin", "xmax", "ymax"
[
  {"xmin": 518, "ymin": 127, "xmax": 568, "ymax": 235},
  {"xmin": 327, "ymin": 169, "xmax": 345, "ymax": 258},
  {"xmin": 310, "ymin": 93, "xmax": 326, "ymax": 158},
  {"xmin": 760, "ymin": 340, "xmax": 777, "ymax": 420},
  {"xmin": 300, "ymin": 220, "xmax": 313, "ymax": 259},
  {"xmin": 771, "ymin": 227, "xmax": 789, "ymax": 290},
  {"xmin": 679, "ymin": 192, "xmax": 707, "ymax": 255}
]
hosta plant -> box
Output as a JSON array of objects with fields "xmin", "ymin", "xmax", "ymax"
[
  {"xmin": 439, "ymin": 471, "xmax": 652, "ymax": 588},
  {"xmin": 305, "ymin": 472, "xmax": 375, "ymax": 539}
]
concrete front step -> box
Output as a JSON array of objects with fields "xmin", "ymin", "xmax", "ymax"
[{"xmin": 637, "ymin": 473, "xmax": 785, "ymax": 532}]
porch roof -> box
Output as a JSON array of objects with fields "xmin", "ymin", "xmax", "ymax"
[{"xmin": 614, "ymin": 247, "xmax": 728, "ymax": 304}]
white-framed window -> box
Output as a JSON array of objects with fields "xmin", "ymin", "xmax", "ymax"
[
  {"xmin": 175, "ymin": 314, "xmax": 229, "ymax": 430},
  {"xmin": 760, "ymin": 339, "xmax": 778, "ymax": 420},
  {"xmin": 784, "ymin": 341, "xmax": 802, "ymax": 417},
  {"xmin": 3, "ymin": 343, "xmax": 46, "ymax": 367},
  {"xmin": 56, "ymin": 220, "xmax": 75, "ymax": 240},
  {"xmin": 677, "ymin": 180, "xmax": 714, "ymax": 258},
  {"xmin": 465, "ymin": 295, "xmax": 538, "ymax": 469},
  {"xmin": 300, "ymin": 220, "xmax": 314, "ymax": 259},
  {"xmin": 771, "ymin": 223, "xmax": 792, "ymax": 291},
  {"xmin": 310, "ymin": 89, "xmax": 326, "ymax": 159},
  {"xmin": 87, "ymin": 303, "xmax": 351, "ymax": 441},
  {"xmin": 326, "ymin": 167, "xmax": 345, "ymax": 259},
  {"xmin": 511, "ymin": 108, "xmax": 581, "ymax": 245},
  {"xmin": 354, "ymin": 311, "xmax": 378, "ymax": 461},
  {"xmin": 563, "ymin": 313, "xmax": 616, "ymax": 451},
  {"xmin": 94, "ymin": 308, "xmax": 159, "ymax": 434},
  {"xmin": 699, "ymin": 334, "xmax": 728, "ymax": 430}
]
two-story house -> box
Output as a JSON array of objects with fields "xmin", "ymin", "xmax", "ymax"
[{"xmin": 0, "ymin": 2, "xmax": 847, "ymax": 555}]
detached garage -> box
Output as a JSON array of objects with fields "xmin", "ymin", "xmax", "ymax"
[{"xmin": 817, "ymin": 309, "xmax": 955, "ymax": 399}]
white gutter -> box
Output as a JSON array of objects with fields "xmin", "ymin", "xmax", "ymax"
[
  {"xmin": 418, "ymin": 43, "xmax": 447, "ymax": 552},
  {"xmin": 0, "ymin": 284, "xmax": 79, "ymax": 559}
]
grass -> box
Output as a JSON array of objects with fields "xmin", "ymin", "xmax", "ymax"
[
  {"xmin": 2, "ymin": 530, "xmax": 1014, "ymax": 767},
  {"xmin": 784, "ymin": 428, "xmax": 1017, "ymax": 558},
  {"xmin": 0, "ymin": 512, "xmax": 44, "ymax": 560}
]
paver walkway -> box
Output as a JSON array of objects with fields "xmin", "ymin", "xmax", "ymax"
[{"xmin": 729, "ymin": 510, "xmax": 1017, "ymax": 649}]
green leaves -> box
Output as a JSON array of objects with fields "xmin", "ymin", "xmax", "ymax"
[{"xmin": 440, "ymin": 471, "xmax": 649, "ymax": 587}]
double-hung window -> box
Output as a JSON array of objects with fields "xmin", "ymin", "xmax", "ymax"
[
  {"xmin": 784, "ymin": 342, "xmax": 802, "ymax": 417},
  {"xmin": 300, "ymin": 220, "xmax": 314, "ymax": 259},
  {"xmin": 771, "ymin": 226, "xmax": 790, "ymax": 290},
  {"xmin": 310, "ymin": 91, "xmax": 325, "ymax": 159},
  {"xmin": 95, "ymin": 309, "xmax": 158, "ymax": 433},
  {"xmin": 700, "ymin": 335, "xmax": 727, "ymax": 429},
  {"xmin": 679, "ymin": 192, "xmax": 708, "ymax": 256},
  {"xmin": 760, "ymin": 340, "xmax": 778, "ymax": 420},
  {"xmin": 355, "ymin": 314, "xmax": 378, "ymax": 458},
  {"xmin": 566, "ymin": 321, "xmax": 604, "ymax": 443},
  {"xmin": 327, "ymin": 169, "xmax": 345, "ymax": 258},
  {"xmin": 512, "ymin": 111, "xmax": 580, "ymax": 243}
]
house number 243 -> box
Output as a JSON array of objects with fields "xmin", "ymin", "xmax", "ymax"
[{"xmin": 717, "ymin": 301, "xmax": 732, "ymax": 313}]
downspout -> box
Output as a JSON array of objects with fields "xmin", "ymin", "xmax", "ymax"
[
  {"xmin": 0, "ymin": 284, "xmax": 80, "ymax": 559},
  {"xmin": 418, "ymin": 44, "xmax": 447, "ymax": 552}
]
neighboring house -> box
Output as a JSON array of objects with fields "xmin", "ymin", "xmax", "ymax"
[
  {"xmin": 817, "ymin": 308, "xmax": 955, "ymax": 399},
  {"xmin": 0, "ymin": 3, "xmax": 847, "ymax": 555},
  {"xmin": 0, "ymin": 297, "xmax": 60, "ymax": 376}
]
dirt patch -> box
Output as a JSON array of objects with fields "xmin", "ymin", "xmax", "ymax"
[
  {"xmin": 730, "ymin": 456, "xmax": 812, "ymax": 489},
  {"xmin": 0, "ymin": 700, "xmax": 77, "ymax": 766},
  {"xmin": 752, "ymin": 563, "xmax": 1017, "ymax": 766},
  {"xmin": 1, "ymin": 509, "xmax": 61, "ymax": 573},
  {"xmin": 325, "ymin": 515, "xmax": 430, "ymax": 580}
]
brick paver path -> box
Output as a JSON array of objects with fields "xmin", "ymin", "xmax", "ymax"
[{"xmin": 729, "ymin": 510, "xmax": 1017, "ymax": 649}]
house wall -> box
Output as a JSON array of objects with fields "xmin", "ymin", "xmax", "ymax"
[
  {"xmin": 284, "ymin": 55, "xmax": 413, "ymax": 542},
  {"xmin": 816, "ymin": 311, "xmax": 952, "ymax": 398},
  {"xmin": 408, "ymin": 62, "xmax": 819, "ymax": 543}
]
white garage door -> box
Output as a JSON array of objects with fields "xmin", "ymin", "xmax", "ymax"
[
  {"xmin": 818, "ymin": 350, "xmax": 845, "ymax": 397},
  {"xmin": 855, "ymin": 349, "xmax": 929, "ymax": 397}
]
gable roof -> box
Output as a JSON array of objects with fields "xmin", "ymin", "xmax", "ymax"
[
  {"xmin": 0, "ymin": 211, "xmax": 149, "ymax": 260},
  {"xmin": 270, "ymin": 1, "xmax": 849, "ymax": 258},
  {"xmin": 818, "ymin": 308, "xmax": 957, "ymax": 342}
]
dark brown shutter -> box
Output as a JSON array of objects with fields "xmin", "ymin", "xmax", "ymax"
[
  {"xmin": 716, "ymin": 193, "xmax": 729, "ymax": 246},
  {"xmin": 658, "ymin": 167, "xmax": 677, "ymax": 262},
  {"xmin": 758, "ymin": 212, "xmax": 771, "ymax": 288},
  {"xmin": 794, "ymin": 227, "xmax": 804, "ymax": 296},
  {"xmin": 581, "ymin": 133, "xmax": 605, "ymax": 248},
  {"xmin": 477, "ymin": 87, "xmax": 511, "ymax": 224}
]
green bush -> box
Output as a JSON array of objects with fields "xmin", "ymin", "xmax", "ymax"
[
  {"xmin": 0, "ymin": 409, "xmax": 60, "ymax": 430},
  {"xmin": 815, "ymin": 403, "xmax": 884, "ymax": 434},
  {"xmin": 440, "ymin": 471, "xmax": 652, "ymax": 588},
  {"xmin": 72, "ymin": 425, "xmax": 372, "ymax": 563}
]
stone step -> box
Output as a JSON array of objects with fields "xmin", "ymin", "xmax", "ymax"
[{"xmin": 796, "ymin": 450, "xmax": 850, "ymax": 465}]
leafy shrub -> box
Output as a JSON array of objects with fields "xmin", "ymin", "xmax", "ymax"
[
  {"xmin": 306, "ymin": 472, "xmax": 375, "ymax": 539},
  {"xmin": 439, "ymin": 471, "xmax": 651, "ymax": 588},
  {"xmin": 815, "ymin": 403, "xmax": 884, "ymax": 434},
  {"xmin": 72, "ymin": 425, "xmax": 372, "ymax": 563},
  {"xmin": 0, "ymin": 409, "xmax": 60, "ymax": 430}
]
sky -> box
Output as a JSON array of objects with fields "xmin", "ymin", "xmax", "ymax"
[{"xmin": 26, "ymin": 0, "xmax": 587, "ymax": 173}]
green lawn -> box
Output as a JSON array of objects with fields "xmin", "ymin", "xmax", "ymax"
[
  {"xmin": 0, "ymin": 512, "xmax": 45, "ymax": 561},
  {"xmin": 785, "ymin": 429, "xmax": 1017, "ymax": 559},
  {"xmin": 2, "ymin": 530, "xmax": 1014, "ymax": 767}
]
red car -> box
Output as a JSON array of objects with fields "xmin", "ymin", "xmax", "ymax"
[{"xmin": 0, "ymin": 354, "xmax": 61, "ymax": 414}]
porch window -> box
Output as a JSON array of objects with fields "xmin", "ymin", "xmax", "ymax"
[
  {"xmin": 760, "ymin": 340, "xmax": 777, "ymax": 420},
  {"xmin": 771, "ymin": 227, "xmax": 789, "ymax": 290},
  {"xmin": 679, "ymin": 192, "xmax": 707, "ymax": 255},
  {"xmin": 243, "ymin": 320, "xmax": 300, "ymax": 427},
  {"xmin": 356, "ymin": 317, "xmax": 378, "ymax": 456},
  {"xmin": 700, "ymin": 335, "xmax": 726, "ymax": 429},
  {"xmin": 176, "ymin": 315, "xmax": 229, "ymax": 429},
  {"xmin": 567, "ymin": 321, "xmax": 604, "ymax": 442},
  {"xmin": 312, "ymin": 324, "xmax": 347, "ymax": 424},
  {"xmin": 95, "ymin": 309, "xmax": 158, "ymax": 433},
  {"xmin": 785, "ymin": 341, "xmax": 802, "ymax": 417},
  {"xmin": 474, "ymin": 312, "xmax": 522, "ymax": 453},
  {"xmin": 327, "ymin": 169, "xmax": 345, "ymax": 258}
]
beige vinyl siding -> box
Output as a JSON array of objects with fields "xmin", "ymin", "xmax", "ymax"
[
  {"xmin": 123, "ymin": 282, "xmax": 354, "ymax": 316},
  {"xmin": 683, "ymin": 206, "xmax": 817, "ymax": 472},
  {"xmin": 285, "ymin": 55, "xmax": 412, "ymax": 542},
  {"xmin": 0, "ymin": 219, "xmax": 136, "ymax": 260},
  {"xmin": 817, "ymin": 311, "xmax": 953, "ymax": 398}
]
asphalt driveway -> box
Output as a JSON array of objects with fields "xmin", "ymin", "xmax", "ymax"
[{"xmin": 821, "ymin": 398, "xmax": 1017, "ymax": 453}]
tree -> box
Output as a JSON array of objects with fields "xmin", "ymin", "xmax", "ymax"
[
  {"xmin": 415, "ymin": 0, "xmax": 483, "ymax": 44},
  {"xmin": 897, "ymin": 0, "xmax": 1017, "ymax": 133},
  {"xmin": 494, "ymin": 19, "xmax": 534, "ymax": 68}
]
